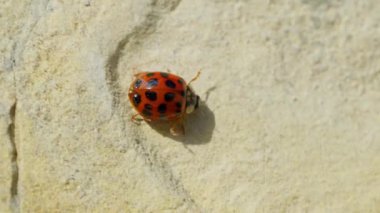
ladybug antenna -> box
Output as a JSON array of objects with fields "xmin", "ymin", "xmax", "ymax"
[
  {"xmin": 195, "ymin": 95, "xmax": 200, "ymax": 109},
  {"xmin": 188, "ymin": 70, "xmax": 201, "ymax": 86}
]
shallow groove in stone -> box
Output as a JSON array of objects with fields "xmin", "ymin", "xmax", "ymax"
[
  {"xmin": 133, "ymin": 139, "xmax": 199, "ymax": 210},
  {"xmin": 105, "ymin": 0, "xmax": 198, "ymax": 210},
  {"xmin": 106, "ymin": 0, "xmax": 182, "ymax": 111},
  {"xmin": 126, "ymin": 2, "xmax": 195, "ymax": 206}
]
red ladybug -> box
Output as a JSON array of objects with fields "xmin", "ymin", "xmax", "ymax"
[{"xmin": 128, "ymin": 71, "xmax": 200, "ymax": 135}]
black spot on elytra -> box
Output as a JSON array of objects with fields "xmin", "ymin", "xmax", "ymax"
[
  {"xmin": 133, "ymin": 93, "xmax": 141, "ymax": 106},
  {"xmin": 177, "ymin": 78, "xmax": 184, "ymax": 85},
  {"xmin": 142, "ymin": 109, "xmax": 152, "ymax": 117},
  {"xmin": 147, "ymin": 78, "xmax": 158, "ymax": 88},
  {"xmin": 146, "ymin": 72, "xmax": 155, "ymax": 77},
  {"xmin": 145, "ymin": 91, "xmax": 157, "ymax": 101},
  {"xmin": 165, "ymin": 79, "xmax": 176, "ymax": 88},
  {"xmin": 179, "ymin": 90, "xmax": 185, "ymax": 97},
  {"xmin": 158, "ymin": 103, "xmax": 167, "ymax": 113},
  {"xmin": 164, "ymin": 92, "xmax": 175, "ymax": 102},
  {"xmin": 160, "ymin": 72, "xmax": 169, "ymax": 78},
  {"xmin": 176, "ymin": 102, "xmax": 182, "ymax": 108},
  {"xmin": 144, "ymin": 104, "xmax": 153, "ymax": 111},
  {"xmin": 134, "ymin": 79, "xmax": 142, "ymax": 89}
]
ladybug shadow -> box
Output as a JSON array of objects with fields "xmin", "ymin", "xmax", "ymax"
[{"xmin": 147, "ymin": 102, "xmax": 215, "ymax": 144}]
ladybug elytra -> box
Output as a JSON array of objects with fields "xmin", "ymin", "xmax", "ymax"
[{"xmin": 128, "ymin": 71, "xmax": 200, "ymax": 135}]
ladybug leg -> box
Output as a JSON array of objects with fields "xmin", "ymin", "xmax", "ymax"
[
  {"xmin": 131, "ymin": 113, "xmax": 144, "ymax": 124},
  {"xmin": 129, "ymin": 68, "xmax": 141, "ymax": 84},
  {"xmin": 131, "ymin": 114, "xmax": 152, "ymax": 124},
  {"xmin": 132, "ymin": 67, "xmax": 143, "ymax": 77},
  {"xmin": 188, "ymin": 70, "xmax": 201, "ymax": 85},
  {"xmin": 170, "ymin": 118, "xmax": 185, "ymax": 136}
]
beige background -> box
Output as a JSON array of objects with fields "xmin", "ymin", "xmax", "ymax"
[{"xmin": 1, "ymin": 0, "xmax": 380, "ymax": 212}]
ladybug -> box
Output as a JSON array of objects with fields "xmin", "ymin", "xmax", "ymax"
[{"xmin": 128, "ymin": 71, "xmax": 200, "ymax": 135}]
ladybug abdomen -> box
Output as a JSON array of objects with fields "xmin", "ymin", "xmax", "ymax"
[{"xmin": 129, "ymin": 72, "xmax": 187, "ymax": 121}]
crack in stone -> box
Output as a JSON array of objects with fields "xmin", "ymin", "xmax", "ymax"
[
  {"xmin": 5, "ymin": 43, "xmax": 18, "ymax": 72},
  {"xmin": 9, "ymin": 37, "xmax": 19, "ymax": 213},
  {"xmin": 8, "ymin": 101, "xmax": 19, "ymax": 213}
]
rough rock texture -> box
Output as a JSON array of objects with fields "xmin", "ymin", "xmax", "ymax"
[{"xmin": 1, "ymin": 0, "xmax": 380, "ymax": 212}]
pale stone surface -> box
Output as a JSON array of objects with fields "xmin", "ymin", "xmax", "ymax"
[{"xmin": 1, "ymin": 0, "xmax": 380, "ymax": 212}]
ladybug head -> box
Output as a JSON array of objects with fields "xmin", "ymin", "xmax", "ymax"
[{"xmin": 185, "ymin": 86, "xmax": 200, "ymax": 114}]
